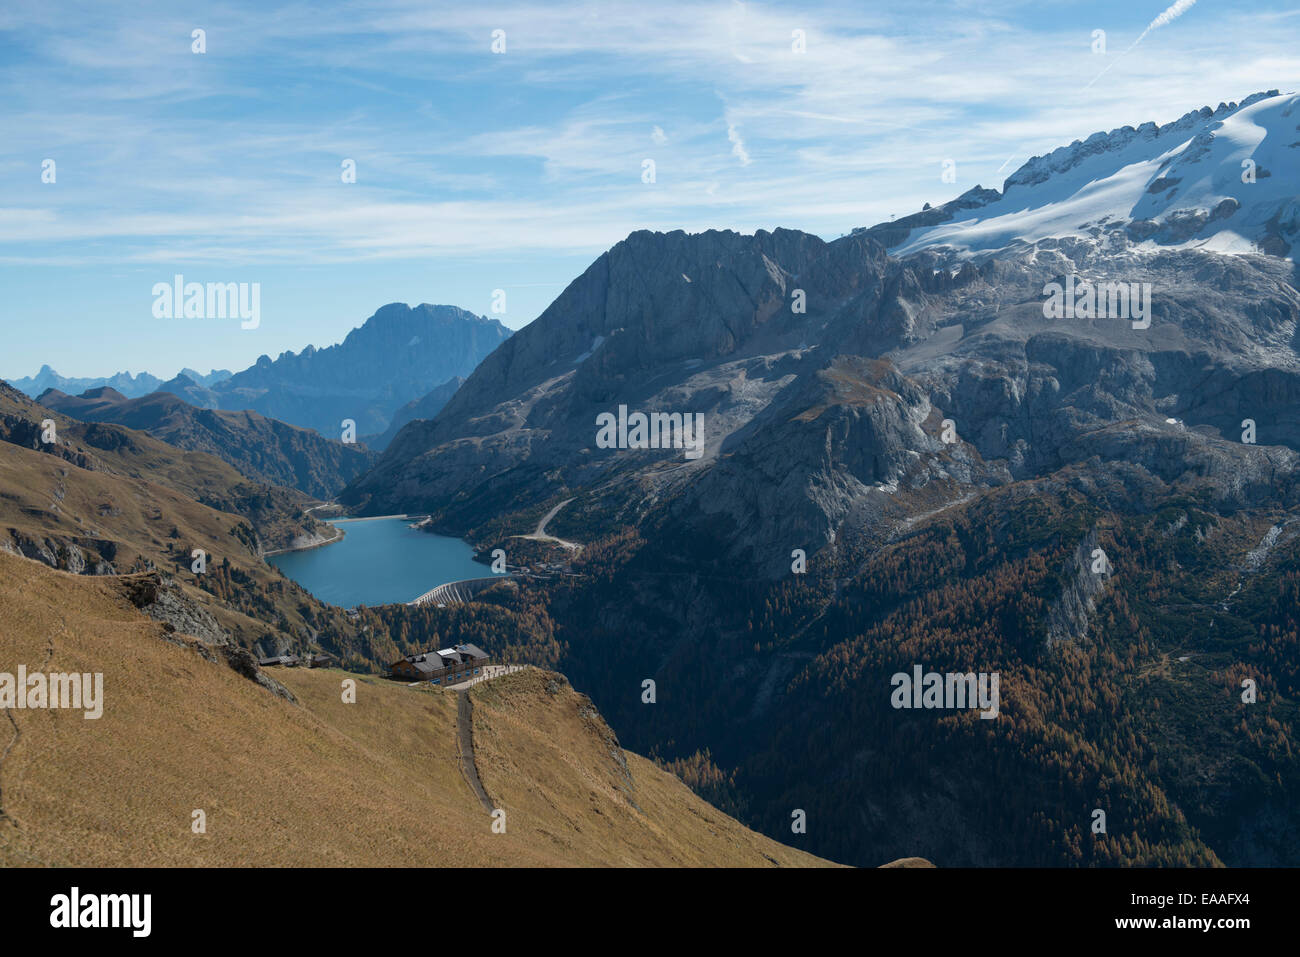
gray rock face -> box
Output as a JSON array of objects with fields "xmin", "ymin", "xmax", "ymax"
[
  {"xmin": 342, "ymin": 215, "xmax": 1300, "ymax": 581},
  {"xmin": 672, "ymin": 356, "xmax": 967, "ymax": 576},
  {"xmin": 1046, "ymin": 532, "xmax": 1111, "ymax": 646},
  {"xmin": 343, "ymin": 229, "xmax": 918, "ymax": 519},
  {"xmin": 0, "ymin": 530, "xmax": 120, "ymax": 576},
  {"xmin": 135, "ymin": 577, "xmax": 230, "ymax": 646}
]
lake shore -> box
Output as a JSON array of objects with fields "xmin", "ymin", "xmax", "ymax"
[
  {"xmin": 263, "ymin": 523, "xmax": 346, "ymax": 558},
  {"xmin": 264, "ymin": 512, "xmax": 433, "ymax": 558},
  {"xmin": 330, "ymin": 514, "xmax": 424, "ymax": 524}
]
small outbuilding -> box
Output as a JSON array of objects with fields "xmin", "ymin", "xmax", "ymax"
[{"xmin": 258, "ymin": 654, "xmax": 303, "ymax": 668}]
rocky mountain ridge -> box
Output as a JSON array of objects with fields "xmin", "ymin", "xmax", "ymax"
[
  {"xmin": 37, "ymin": 384, "xmax": 377, "ymax": 499},
  {"xmin": 344, "ymin": 220, "xmax": 1299, "ymax": 578}
]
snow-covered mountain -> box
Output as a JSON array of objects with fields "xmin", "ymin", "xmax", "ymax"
[{"xmin": 867, "ymin": 90, "xmax": 1300, "ymax": 259}]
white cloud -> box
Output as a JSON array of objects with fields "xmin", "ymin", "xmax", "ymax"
[{"xmin": 727, "ymin": 124, "xmax": 752, "ymax": 166}]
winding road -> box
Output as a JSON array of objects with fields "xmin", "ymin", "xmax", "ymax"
[{"xmin": 510, "ymin": 498, "xmax": 582, "ymax": 552}]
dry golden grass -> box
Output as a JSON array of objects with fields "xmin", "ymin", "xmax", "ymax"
[
  {"xmin": 0, "ymin": 384, "xmax": 314, "ymax": 550},
  {"xmin": 0, "ymin": 438, "xmax": 254, "ymax": 575},
  {"xmin": 468, "ymin": 669, "xmax": 836, "ymax": 866},
  {"xmin": 0, "ymin": 551, "xmax": 834, "ymax": 867},
  {"xmin": 0, "ymin": 431, "xmax": 331, "ymax": 653}
]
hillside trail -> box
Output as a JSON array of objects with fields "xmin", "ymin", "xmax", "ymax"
[{"xmin": 456, "ymin": 691, "xmax": 495, "ymax": 813}]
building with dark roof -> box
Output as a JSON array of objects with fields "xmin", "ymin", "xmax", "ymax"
[{"xmin": 389, "ymin": 643, "xmax": 491, "ymax": 685}]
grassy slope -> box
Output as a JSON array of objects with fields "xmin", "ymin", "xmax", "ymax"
[
  {"xmin": 0, "ymin": 435, "xmax": 321, "ymax": 648},
  {"xmin": 0, "ymin": 550, "xmax": 833, "ymax": 867},
  {"xmin": 0, "ymin": 385, "xmax": 373, "ymax": 660},
  {"xmin": 0, "ymin": 382, "xmax": 319, "ymax": 551},
  {"xmin": 0, "ymin": 436, "xmax": 259, "ymax": 576},
  {"xmin": 468, "ymin": 668, "xmax": 828, "ymax": 866}
]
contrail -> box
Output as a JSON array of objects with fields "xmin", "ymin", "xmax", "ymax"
[
  {"xmin": 1137, "ymin": 0, "xmax": 1198, "ymax": 44},
  {"xmin": 1085, "ymin": 0, "xmax": 1198, "ymax": 89}
]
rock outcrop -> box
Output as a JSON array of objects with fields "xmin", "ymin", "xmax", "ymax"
[{"xmin": 119, "ymin": 571, "xmax": 296, "ymax": 702}]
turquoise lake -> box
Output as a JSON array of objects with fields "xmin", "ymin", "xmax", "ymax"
[{"xmin": 268, "ymin": 517, "xmax": 487, "ymax": 607}]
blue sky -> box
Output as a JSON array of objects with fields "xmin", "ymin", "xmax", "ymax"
[{"xmin": 2, "ymin": 0, "xmax": 1298, "ymax": 380}]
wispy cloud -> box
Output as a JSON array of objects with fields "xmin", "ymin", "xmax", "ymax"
[
  {"xmin": 727, "ymin": 124, "xmax": 752, "ymax": 166},
  {"xmin": 1, "ymin": 0, "xmax": 1295, "ymax": 268},
  {"xmin": 2, "ymin": 0, "xmax": 1297, "ymax": 378}
]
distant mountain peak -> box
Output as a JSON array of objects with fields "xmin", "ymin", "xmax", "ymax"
[
  {"xmin": 10, "ymin": 367, "xmax": 162, "ymax": 402},
  {"xmin": 82, "ymin": 386, "xmax": 127, "ymax": 401},
  {"xmin": 208, "ymin": 301, "xmax": 510, "ymax": 437},
  {"xmin": 178, "ymin": 366, "xmax": 232, "ymax": 387}
]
